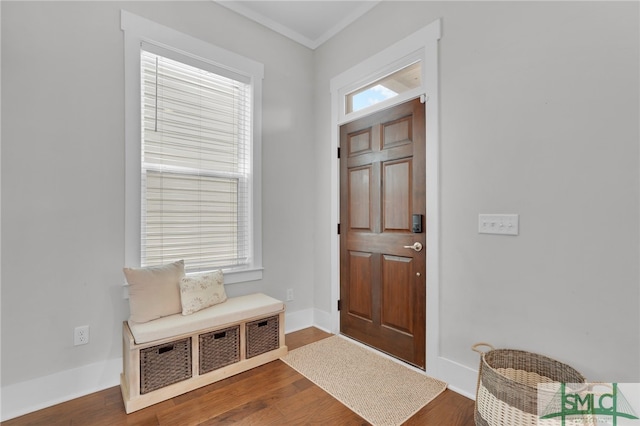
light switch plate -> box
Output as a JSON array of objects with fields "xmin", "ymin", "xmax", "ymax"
[{"xmin": 478, "ymin": 214, "xmax": 519, "ymax": 236}]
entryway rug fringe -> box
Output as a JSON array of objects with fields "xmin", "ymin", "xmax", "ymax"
[{"xmin": 280, "ymin": 335, "xmax": 447, "ymax": 426}]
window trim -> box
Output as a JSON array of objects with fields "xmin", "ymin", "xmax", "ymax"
[
  {"xmin": 122, "ymin": 10, "xmax": 264, "ymax": 284},
  {"xmin": 338, "ymin": 50, "xmax": 425, "ymax": 124}
]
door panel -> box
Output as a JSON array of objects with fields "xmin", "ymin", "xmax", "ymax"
[
  {"xmin": 340, "ymin": 98, "xmax": 426, "ymax": 369},
  {"xmin": 383, "ymin": 116, "xmax": 412, "ymax": 148},
  {"xmin": 348, "ymin": 166, "xmax": 372, "ymax": 231},
  {"xmin": 348, "ymin": 251, "xmax": 373, "ymax": 320},
  {"xmin": 381, "ymin": 254, "xmax": 413, "ymax": 334},
  {"xmin": 383, "ymin": 159, "xmax": 412, "ymax": 231},
  {"xmin": 348, "ymin": 129, "xmax": 372, "ymax": 155}
]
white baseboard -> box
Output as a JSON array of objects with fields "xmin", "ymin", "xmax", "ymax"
[
  {"xmin": 284, "ymin": 307, "xmax": 336, "ymax": 334},
  {"xmin": 284, "ymin": 308, "xmax": 314, "ymax": 333},
  {"xmin": 433, "ymin": 355, "xmax": 478, "ymax": 400},
  {"xmin": 311, "ymin": 308, "xmax": 332, "ymax": 333},
  {"xmin": 1, "ymin": 357, "xmax": 122, "ymax": 422}
]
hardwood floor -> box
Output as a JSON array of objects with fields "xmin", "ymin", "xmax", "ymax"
[{"xmin": 2, "ymin": 328, "xmax": 475, "ymax": 425}]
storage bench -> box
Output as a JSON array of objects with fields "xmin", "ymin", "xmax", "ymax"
[{"xmin": 120, "ymin": 293, "xmax": 287, "ymax": 413}]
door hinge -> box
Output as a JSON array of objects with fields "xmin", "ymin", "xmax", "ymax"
[
  {"xmin": 337, "ymin": 223, "xmax": 341, "ymax": 234},
  {"xmin": 337, "ymin": 299, "xmax": 342, "ymax": 311},
  {"xmin": 337, "ymin": 147, "xmax": 341, "ymax": 159}
]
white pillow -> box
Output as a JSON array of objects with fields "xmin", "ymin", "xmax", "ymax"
[
  {"xmin": 123, "ymin": 260, "xmax": 185, "ymax": 323},
  {"xmin": 179, "ymin": 270, "xmax": 227, "ymax": 315}
]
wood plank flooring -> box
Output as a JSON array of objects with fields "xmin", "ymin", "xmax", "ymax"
[{"xmin": 2, "ymin": 328, "xmax": 475, "ymax": 425}]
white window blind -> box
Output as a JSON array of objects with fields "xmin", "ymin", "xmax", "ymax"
[{"xmin": 140, "ymin": 49, "xmax": 251, "ymax": 273}]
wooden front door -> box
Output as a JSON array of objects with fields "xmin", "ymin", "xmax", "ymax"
[{"xmin": 339, "ymin": 98, "xmax": 426, "ymax": 368}]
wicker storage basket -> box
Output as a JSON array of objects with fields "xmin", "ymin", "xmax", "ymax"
[
  {"xmin": 246, "ymin": 315, "xmax": 279, "ymax": 358},
  {"xmin": 140, "ymin": 337, "xmax": 192, "ymax": 394},
  {"xmin": 199, "ymin": 325, "xmax": 240, "ymax": 374},
  {"xmin": 473, "ymin": 343, "xmax": 586, "ymax": 426}
]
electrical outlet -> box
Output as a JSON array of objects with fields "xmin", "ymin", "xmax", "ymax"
[
  {"xmin": 74, "ymin": 325, "xmax": 90, "ymax": 346},
  {"xmin": 286, "ymin": 289, "xmax": 294, "ymax": 301}
]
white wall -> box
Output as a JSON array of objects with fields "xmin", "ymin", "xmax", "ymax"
[
  {"xmin": 313, "ymin": 0, "xmax": 639, "ymax": 394},
  {"xmin": 1, "ymin": 1, "xmax": 315, "ymax": 419},
  {"xmin": 1, "ymin": 0, "xmax": 639, "ymax": 420}
]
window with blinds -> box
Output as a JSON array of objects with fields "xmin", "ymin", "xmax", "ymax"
[{"xmin": 140, "ymin": 49, "xmax": 251, "ymax": 273}]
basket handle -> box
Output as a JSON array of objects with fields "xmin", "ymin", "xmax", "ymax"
[
  {"xmin": 471, "ymin": 342, "xmax": 495, "ymax": 354},
  {"xmin": 587, "ymin": 382, "xmax": 614, "ymax": 394}
]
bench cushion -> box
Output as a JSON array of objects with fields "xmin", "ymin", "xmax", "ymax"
[{"xmin": 128, "ymin": 293, "xmax": 284, "ymax": 344}]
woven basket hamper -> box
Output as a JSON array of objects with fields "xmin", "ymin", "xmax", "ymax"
[
  {"xmin": 473, "ymin": 343, "xmax": 586, "ymax": 426},
  {"xmin": 199, "ymin": 325, "xmax": 240, "ymax": 374},
  {"xmin": 246, "ymin": 315, "xmax": 279, "ymax": 358},
  {"xmin": 140, "ymin": 337, "xmax": 192, "ymax": 394}
]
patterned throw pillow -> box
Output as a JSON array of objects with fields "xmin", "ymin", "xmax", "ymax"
[{"xmin": 179, "ymin": 270, "xmax": 227, "ymax": 315}]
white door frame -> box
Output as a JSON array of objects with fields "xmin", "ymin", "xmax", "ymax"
[{"xmin": 329, "ymin": 19, "xmax": 442, "ymax": 378}]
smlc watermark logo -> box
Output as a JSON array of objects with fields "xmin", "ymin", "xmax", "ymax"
[{"xmin": 539, "ymin": 383, "xmax": 640, "ymax": 426}]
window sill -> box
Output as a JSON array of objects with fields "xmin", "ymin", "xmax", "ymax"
[{"xmin": 221, "ymin": 267, "xmax": 264, "ymax": 285}]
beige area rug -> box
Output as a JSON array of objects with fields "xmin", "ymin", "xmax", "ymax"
[{"xmin": 280, "ymin": 335, "xmax": 447, "ymax": 426}]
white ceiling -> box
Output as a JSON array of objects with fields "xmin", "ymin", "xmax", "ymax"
[{"xmin": 216, "ymin": 1, "xmax": 380, "ymax": 50}]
